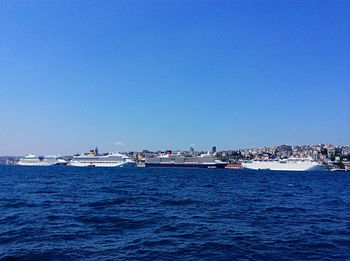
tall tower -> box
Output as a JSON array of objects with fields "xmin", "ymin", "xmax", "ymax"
[
  {"xmin": 190, "ymin": 146, "xmax": 194, "ymax": 155},
  {"xmin": 94, "ymin": 146, "xmax": 99, "ymax": 156},
  {"xmin": 212, "ymin": 146, "xmax": 217, "ymax": 154}
]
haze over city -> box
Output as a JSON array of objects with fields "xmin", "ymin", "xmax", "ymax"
[{"xmin": 1, "ymin": 0, "xmax": 349, "ymax": 155}]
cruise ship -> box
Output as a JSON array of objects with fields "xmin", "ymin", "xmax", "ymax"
[
  {"xmin": 242, "ymin": 158, "xmax": 326, "ymax": 171},
  {"xmin": 145, "ymin": 151, "xmax": 227, "ymax": 168},
  {"xmin": 68, "ymin": 148, "xmax": 135, "ymax": 167},
  {"xmin": 17, "ymin": 154, "xmax": 67, "ymax": 166}
]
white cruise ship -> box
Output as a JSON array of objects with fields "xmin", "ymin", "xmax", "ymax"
[
  {"xmin": 18, "ymin": 154, "xmax": 67, "ymax": 166},
  {"xmin": 242, "ymin": 158, "xmax": 327, "ymax": 171},
  {"xmin": 69, "ymin": 148, "xmax": 135, "ymax": 167}
]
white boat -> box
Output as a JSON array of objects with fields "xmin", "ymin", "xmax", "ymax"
[
  {"xmin": 17, "ymin": 154, "xmax": 67, "ymax": 166},
  {"xmin": 68, "ymin": 150, "xmax": 135, "ymax": 167},
  {"xmin": 242, "ymin": 158, "xmax": 327, "ymax": 171}
]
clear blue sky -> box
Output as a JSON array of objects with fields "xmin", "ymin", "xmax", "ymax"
[{"xmin": 0, "ymin": 0, "xmax": 349, "ymax": 155}]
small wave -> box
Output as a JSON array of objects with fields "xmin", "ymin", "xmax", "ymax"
[
  {"xmin": 305, "ymin": 242, "xmax": 338, "ymax": 250},
  {"xmin": 1, "ymin": 200, "xmax": 37, "ymax": 209},
  {"xmin": 47, "ymin": 215, "xmax": 62, "ymax": 221},
  {"xmin": 263, "ymin": 206, "xmax": 306, "ymax": 213},
  {"xmin": 0, "ymin": 215, "xmax": 17, "ymax": 223},
  {"xmin": 75, "ymin": 215, "xmax": 156, "ymax": 231},
  {"xmin": 0, "ymin": 251, "xmax": 81, "ymax": 261},
  {"xmin": 99, "ymin": 188, "xmax": 131, "ymax": 195},
  {"xmin": 155, "ymin": 222, "xmax": 194, "ymax": 233},
  {"xmin": 33, "ymin": 190, "xmax": 57, "ymax": 194},
  {"xmin": 86, "ymin": 198, "xmax": 129, "ymax": 208},
  {"xmin": 161, "ymin": 198, "xmax": 200, "ymax": 206},
  {"xmin": 325, "ymin": 198, "xmax": 348, "ymax": 207},
  {"xmin": 281, "ymin": 193, "xmax": 295, "ymax": 197}
]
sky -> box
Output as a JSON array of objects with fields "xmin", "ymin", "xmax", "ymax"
[{"xmin": 0, "ymin": 0, "xmax": 349, "ymax": 155}]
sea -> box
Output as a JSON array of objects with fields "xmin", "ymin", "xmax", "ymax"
[{"xmin": 0, "ymin": 166, "xmax": 349, "ymax": 260}]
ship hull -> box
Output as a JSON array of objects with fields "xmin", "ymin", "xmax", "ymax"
[
  {"xmin": 242, "ymin": 161, "xmax": 327, "ymax": 171},
  {"xmin": 145, "ymin": 163, "xmax": 227, "ymax": 169},
  {"xmin": 68, "ymin": 161, "xmax": 135, "ymax": 168},
  {"xmin": 17, "ymin": 161, "xmax": 58, "ymax": 166}
]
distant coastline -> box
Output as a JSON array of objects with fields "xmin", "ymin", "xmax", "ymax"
[
  {"xmin": 1, "ymin": 144, "xmax": 349, "ymax": 163},
  {"xmin": 1, "ymin": 144, "xmax": 349, "ymax": 171}
]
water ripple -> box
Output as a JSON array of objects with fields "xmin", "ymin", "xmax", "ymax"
[{"xmin": 0, "ymin": 166, "xmax": 349, "ymax": 260}]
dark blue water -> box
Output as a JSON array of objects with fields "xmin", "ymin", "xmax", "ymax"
[{"xmin": 0, "ymin": 166, "xmax": 349, "ymax": 260}]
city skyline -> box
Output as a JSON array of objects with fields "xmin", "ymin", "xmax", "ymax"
[
  {"xmin": 1, "ymin": 0, "xmax": 349, "ymax": 155},
  {"xmin": 1, "ymin": 143, "xmax": 350, "ymax": 157}
]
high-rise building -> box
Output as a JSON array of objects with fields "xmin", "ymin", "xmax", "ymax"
[
  {"xmin": 212, "ymin": 146, "xmax": 217, "ymax": 154},
  {"xmin": 190, "ymin": 146, "xmax": 194, "ymax": 154}
]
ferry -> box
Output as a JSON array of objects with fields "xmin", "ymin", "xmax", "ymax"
[
  {"xmin": 68, "ymin": 148, "xmax": 135, "ymax": 167},
  {"xmin": 242, "ymin": 157, "xmax": 326, "ymax": 171},
  {"xmin": 17, "ymin": 154, "xmax": 67, "ymax": 166}
]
